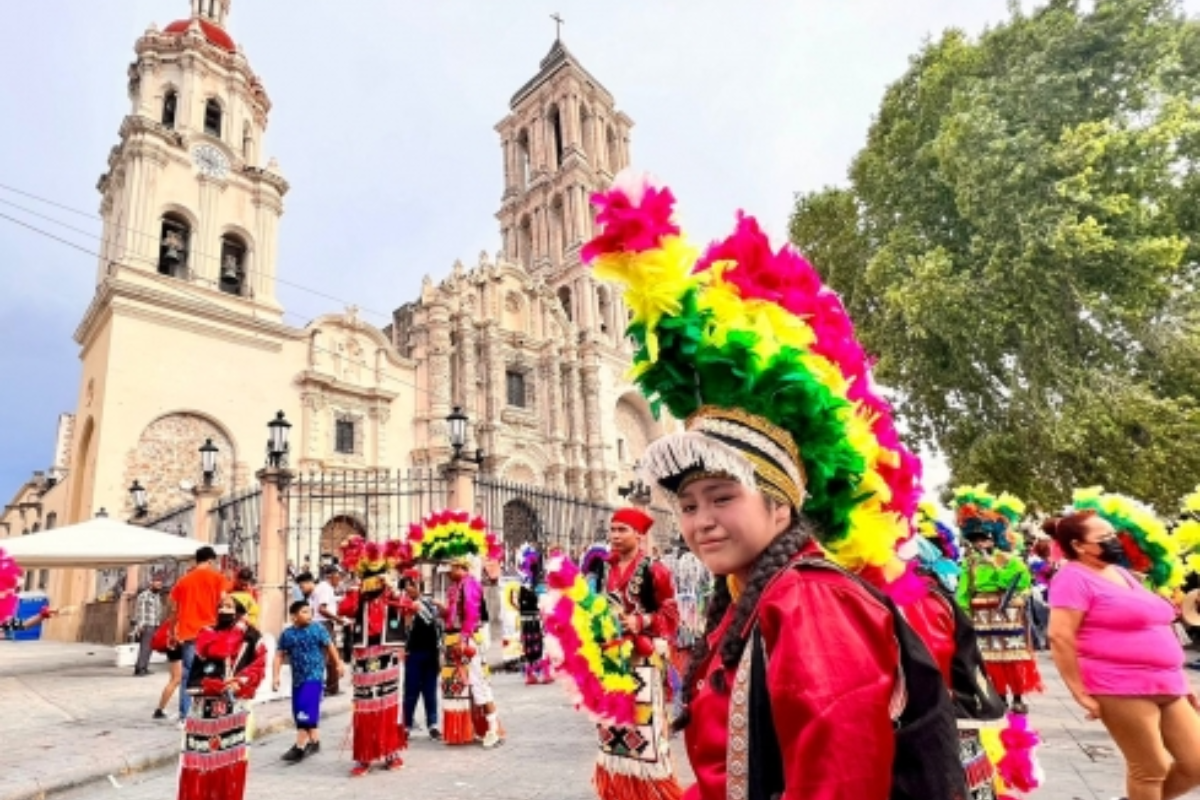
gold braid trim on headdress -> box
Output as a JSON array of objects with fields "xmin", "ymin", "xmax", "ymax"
[{"xmin": 642, "ymin": 406, "xmax": 806, "ymax": 509}]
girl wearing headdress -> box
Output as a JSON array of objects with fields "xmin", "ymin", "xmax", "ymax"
[
  {"xmin": 581, "ymin": 172, "xmax": 963, "ymax": 800},
  {"xmin": 336, "ymin": 536, "xmax": 414, "ymax": 777},
  {"xmin": 954, "ymin": 486, "xmax": 1043, "ymax": 714},
  {"xmin": 177, "ymin": 596, "xmax": 266, "ymax": 800}
]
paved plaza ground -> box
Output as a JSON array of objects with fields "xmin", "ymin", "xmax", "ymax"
[{"xmin": 1, "ymin": 640, "xmax": 1197, "ymax": 800}]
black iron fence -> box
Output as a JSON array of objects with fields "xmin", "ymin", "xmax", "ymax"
[
  {"xmin": 283, "ymin": 469, "xmax": 448, "ymax": 574},
  {"xmin": 130, "ymin": 500, "xmax": 198, "ymax": 589},
  {"xmin": 210, "ymin": 487, "xmax": 262, "ymax": 572},
  {"xmin": 473, "ymin": 474, "xmax": 677, "ymax": 568}
]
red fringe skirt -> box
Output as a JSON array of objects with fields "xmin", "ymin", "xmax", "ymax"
[
  {"xmin": 594, "ymin": 659, "xmax": 683, "ymax": 800},
  {"xmin": 351, "ymin": 645, "xmax": 407, "ymax": 764},
  {"xmin": 177, "ymin": 697, "xmax": 250, "ymax": 800},
  {"xmin": 970, "ymin": 593, "xmax": 1044, "ymax": 696}
]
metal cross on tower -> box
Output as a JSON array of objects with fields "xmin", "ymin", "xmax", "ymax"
[{"xmin": 551, "ymin": 12, "xmax": 565, "ymax": 41}]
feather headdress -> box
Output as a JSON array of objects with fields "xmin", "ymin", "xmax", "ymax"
[
  {"xmin": 1072, "ymin": 487, "xmax": 1182, "ymax": 595},
  {"xmin": 1174, "ymin": 485, "xmax": 1200, "ymax": 576},
  {"xmin": 517, "ymin": 543, "xmax": 544, "ymax": 584},
  {"xmin": 0, "ymin": 546, "xmax": 21, "ymax": 622},
  {"xmin": 585, "ymin": 171, "xmax": 922, "ymax": 570},
  {"xmin": 953, "ymin": 485, "xmax": 1024, "ymax": 552},
  {"xmin": 407, "ymin": 509, "xmax": 503, "ymax": 563},
  {"xmin": 917, "ymin": 500, "xmax": 960, "ymax": 562},
  {"xmin": 338, "ymin": 535, "xmax": 412, "ymax": 592}
]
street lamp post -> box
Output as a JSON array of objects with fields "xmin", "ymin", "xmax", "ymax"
[
  {"xmin": 199, "ymin": 438, "xmax": 219, "ymax": 486},
  {"xmin": 266, "ymin": 410, "xmax": 292, "ymax": 468},
  {"xmin": 129, "ymin": 480, "xmax": 148, "ymax": 518},
  {"xmin": 617, "ymin": 461, "xmax": 652, "ymax": 507},
  {"xmin": 446, "ymin": 406, "xmax": 485, "ymax": 466}
]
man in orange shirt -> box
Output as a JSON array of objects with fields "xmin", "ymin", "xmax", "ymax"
[{"xmin": 170, "ymin": 546, "xmax": 226, "ymax": 719}]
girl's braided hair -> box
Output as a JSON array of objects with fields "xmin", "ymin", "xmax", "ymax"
[{"xmin": 673, "ymin": 515, "xmax": 812, "ymax": 731}]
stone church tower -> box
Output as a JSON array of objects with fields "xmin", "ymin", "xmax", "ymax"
[{"xmin": 391, "ymin": 37, "xmax": 666, "ymax": 506}]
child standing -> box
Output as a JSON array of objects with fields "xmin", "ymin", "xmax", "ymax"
[{"xmin": 273, "ymin": 601, "xmax": 344, "ymax": 763}]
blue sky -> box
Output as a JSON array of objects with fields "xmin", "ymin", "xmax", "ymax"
[{"xmin": 3, "ymin": 0, "xmax": 1184, "ymax": 496}]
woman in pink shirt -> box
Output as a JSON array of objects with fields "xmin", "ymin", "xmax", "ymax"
[{"xmin": 1047, "ymin": 511, "xmax": 1200, "ymax": 800}]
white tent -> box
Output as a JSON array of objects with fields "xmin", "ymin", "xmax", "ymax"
[{"xmin": 1, "ymin": 516, "xmax": 227, "ymax": 569}]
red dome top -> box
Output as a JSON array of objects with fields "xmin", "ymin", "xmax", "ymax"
[{"xmin": 163, "ymin": 18, "xmax": 235, "ymax": 53}]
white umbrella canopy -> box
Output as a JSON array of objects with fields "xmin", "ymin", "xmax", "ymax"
[{"xmin": 1, "ymin": 516, "xmax": 227, "ymax": 569}]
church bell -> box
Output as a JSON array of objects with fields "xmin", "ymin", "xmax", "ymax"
[{"xmin": 220, "ymin": 255, "xmax": 241, "ymax": 287}]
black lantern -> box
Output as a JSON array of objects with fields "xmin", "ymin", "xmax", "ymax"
[
  {"xmin": 199, "ymin": 438, "xmax": 219, "ymax": 485},
  {"xmin": 445, "ymin": 406, "xmax": 485, "ymax": 465},
  {"xmin": 618, "ymin": 461, "xmax": 652, "ymax": 505},
  {"xmin": 266, "ymin": 410, "xmax": 292, "ymax": 468},
  {"xmin": 129, "ymin": 480, "xmax": 148, "ymax": 517},
  {"xmin": 96, "ymin": 507, "xmax": 109, "ymax": 518},
  {"xmin": 446, "ymin": 406, "xmax": 468, "ymax": 456}
]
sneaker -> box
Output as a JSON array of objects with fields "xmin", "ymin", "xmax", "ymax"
[
  {"xmin": 1010, "ymin": 699, "xmax": 1029, "ymax": 715},
  {"xmin": 303, "ymin": 741, "xmax": 321, "ymax": 758},
  {"xmin": 349, "ymin": 763, "xmax": 371, "ymax": 777},
  {"xmin": 152, "ymin": 709, "xmax": 167, "ymax": 720},
  {"xmin": 281, "ymin": 745, "xmax": 306, "ymax": 763},
  {"xmin": 428, "ymin": 727, "xmax": 442, "ymax": 741},
  {"xmin": 384, "ymin": 756, "xmax": 404, "ymax": 771},
  {"xmin": 481, "ymin": 730, "xmax": 501, "ymax": 749}
]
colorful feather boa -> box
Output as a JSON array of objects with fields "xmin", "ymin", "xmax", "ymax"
[
  {"xmin": 980, "ymin": 713, "xmax": 1044, "ymax": 798},
  {"xmin": 0, "ymin": 546, "xmax": 20, "ymax": 622},
  {"xmin": 541, "ymin": 556, "xmax": 638, "ymax": 726},
  {"xmin": 1173, "ymin": 485, "xmax": 1200, "ymax": 576}
]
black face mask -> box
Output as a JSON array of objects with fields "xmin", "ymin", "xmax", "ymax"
[
  {"xmin": 215, "ymin": 612, "xmax": 237, "ymax": 629},
  {"xmin": 1096, "ymin": 539, "xmax": 1125, "ymax": 564}
]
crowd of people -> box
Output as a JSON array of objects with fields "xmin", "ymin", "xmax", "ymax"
[{"xmin": 6, "ymin": 170, "xmax": 1200, "ymax": 800}]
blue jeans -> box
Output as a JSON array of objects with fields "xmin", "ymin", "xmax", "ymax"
[
  {"xmin": 403, "ymin": 650, "xmax": 439, "ymax": 729},
  {"xmin": 179, "ymin": 640, "xmax": 197, "ymax": 717}
]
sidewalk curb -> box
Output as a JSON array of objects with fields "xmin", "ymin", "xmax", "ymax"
[{"xmin": 2, "ymin": 699, "xmax": 352, "ymax": 800}]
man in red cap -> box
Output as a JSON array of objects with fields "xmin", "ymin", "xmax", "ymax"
[{"xmin": 593, "ymin": 508, "xmax": 683, "ymax": 800}]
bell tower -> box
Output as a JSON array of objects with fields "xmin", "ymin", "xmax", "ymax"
[
  {"xmin": 495, "ymin": 34, "xmax": 633, "ymax": 335},
  {"xmin": 96, "ymin": 0, "xmax": 287, "ymax": 308}
]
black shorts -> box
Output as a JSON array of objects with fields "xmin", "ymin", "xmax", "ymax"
[{"xmin": 166, "ymin": 646, "xmax": 183, "ymax": 663}]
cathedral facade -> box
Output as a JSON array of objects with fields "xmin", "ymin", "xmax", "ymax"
[
  {"xmin": 391, "ymin": 39, "xmax": 665, "ymax": 503},
  {"xmin": 2, "ymin": 2, "xmax": 668, "ymax": 634}
]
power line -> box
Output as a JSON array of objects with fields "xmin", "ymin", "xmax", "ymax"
[
  {"xmin": 0, "ymin": 210, "xmax": 457, "ymax": 405},
  {"xmin": 0, "ymin": 182, "xmax": 395, "ymax": 322}
]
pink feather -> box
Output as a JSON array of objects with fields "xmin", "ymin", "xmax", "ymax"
[
  {"xmin": 0, "ymin": 547, "xmax": 23, "ymax": 621},
  {"xmin": 996, "ymin": 712, "xmax": 1042, "ymax": 793}
]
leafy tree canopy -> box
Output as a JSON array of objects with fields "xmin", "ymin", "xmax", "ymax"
[{"xmin": 790, "ymin": 0, "xmax": 1200, "ymax": 510}]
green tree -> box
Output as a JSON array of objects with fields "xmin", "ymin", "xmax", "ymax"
[{"xmin": 790, "ymin": 0, "xmax": 1200, "ymax": 510}]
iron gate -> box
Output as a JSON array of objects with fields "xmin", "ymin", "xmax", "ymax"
[
  {"xmin": 283, "ymin": 469, "xmax": 448, "ymax": 573},
  {"xmin": 473, "ymin": 474, "xmax": 677, "ymax": 567},
  {"xmin": 209, "ymin": 487, "xmax": 262, "ymax": 572}
]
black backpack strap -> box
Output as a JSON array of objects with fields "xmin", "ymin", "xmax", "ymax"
[
  {"xmin": 788, "ymin": 559, "xmax": 968, "ymax": 800},
  {"xmin": 747, "ymin": 626, "xmax": 785, "ymax": 800}
]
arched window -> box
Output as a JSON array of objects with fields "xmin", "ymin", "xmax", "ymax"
[
  {"xmin": 219, "ymin": 234, "xmax": 247, "ymax": 295},
  {"xmin": 558, "ymin": 286, "xmax": 573, "ymax": 321},
  {"xmin": 204, "ymin": 99, "xmax": 223, "ymax": 138},
  {"xmin": 158, "ymin": 213, "xmax": 191, "ymax": 278},
  {"xmin": 517, "ymin": 130, "xmax": 531, "ymax": 189},
  {"xmin": 45, "ymin": 512, "xmax": 57, "ymax": 530},
  {"xmin": 162, "ymin": 90, "xmax": 178, "ymax": 129},
  {"xmin": 606, "ymin": 126, "xmax": 619, "ymax": 172},
  {"xmin": 548, "ymin": 106, "xmax": 564, "ymax": 170}
]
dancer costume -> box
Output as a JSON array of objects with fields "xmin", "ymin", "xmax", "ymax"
[
  {"xmin": 178, "ymin": 618, "xmax": 266, "ymax": 800},
  {"xmin": 406, "ymin": 510, "xmax": 504, "ymax": 746},
  {"xmin": 336, "ymin": 536, "xmax": 412, "ymax": 774},
  {"xmin": 954, "ymin": 487, "xmax": 1043, "ymax": 700},
  {"xmin": 513, "ymin": 544, "xmax": 551, "ymax": 685},
  {"xmin": 579, "ymin": 172, "xmax": 962, "ymax": 800},
  {"xmin": 593, "ymin": 508, "xmax": 682, "ymax": 800}
]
